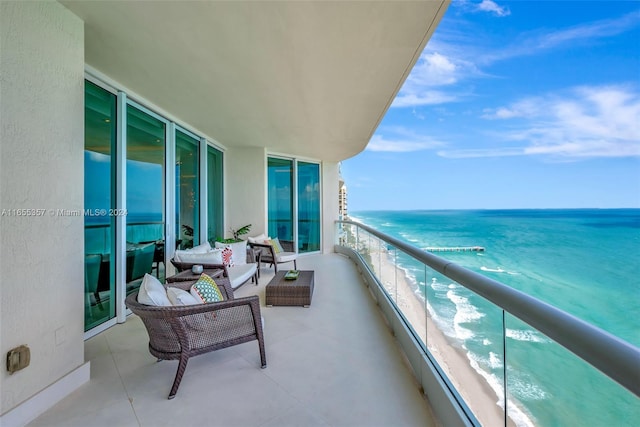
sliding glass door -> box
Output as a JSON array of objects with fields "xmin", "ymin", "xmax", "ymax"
[
  {"xmin": 207, "ymin": 145, "xmax": 224, "ymax": 242},
  {"xmin": 84, "ymin": 81, "xmax": 116, "ymax": 331},
  {"xmin": 267, "ymin": 158, "xmax": 294, "ymax": 242},
  {"xmin": 125, "ymin": 104, "xmax": 166, "ymax": 293},
  {"xmin": 175, "ymin": 130, "xmax": 199, "ymax": 249},
  {"xmin": 297, "ymin": 162, "xmax": 320, "ymax": 252},
  {"xmin": 267, "ymin": 157, "xmax": 321, "ymax": 253},
  {"xmin": 84, "ymin": 79, "xmax": 224, "ymax": 333}
]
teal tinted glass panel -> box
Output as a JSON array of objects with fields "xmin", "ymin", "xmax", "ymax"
[
  {"xmin": 268, "ymin": 157, "xmax": 294, "ymax": 241},
  {"xmin": 207, "ymin": 145, "xmax": 224, "ymax": 242},
  {"xmin": 84, "ymin": 80, "xmax": 116, "ymax": 331},
  {"xmin": 297, "ymin": 161, "xmax": 320, "ymax": 252},
  {"xmin": 126, "ymin": 105, "xmax": 165, "ymax": 290},
  {"xmin": 176, "ymin": 131, "xmax": 199, "ymax": 249}
]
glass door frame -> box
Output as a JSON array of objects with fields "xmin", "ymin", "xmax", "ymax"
[
  {"xmin": 84, "ymin": 76, "xmax": 119, "ymax": 338},
  {"xmin": 267, "ymin": 155, "xmax": 323, "ymax": 254},
  {"xmin": 116, "ymin": 97, "xmax": 172, "ymax": 323}
]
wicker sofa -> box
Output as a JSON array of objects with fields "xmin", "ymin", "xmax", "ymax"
[
  {"xmin": 125, "ymin": 277, "xmax": 266, "ymax": 399},
  {"xmin": 170, "ymin": 257, "xmax": 257, "ymax": 290},
  {"xmin": 171, "ymin": 241, "xmax": 258, "ymax": 289}
]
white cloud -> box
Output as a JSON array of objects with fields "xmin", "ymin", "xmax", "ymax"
[
  {"xmin": 438, "ymin": 147, "xmax": 525, "ymax": 159},
  {"xmin": 482, "ymin": 11, "xmax": 640, "ymax": 64},
  {"xmin": 392, "ymin": 90, "xmax": 458, "ymax": 108},
  {"xmin": 366, "ymin": 128, "xmax": 445, "ymax": 152},
  {"xmin": 481, "ymin": 99, "xmax": 541, "ymax": 119},
  {"xmin": 392, "ymin": 50, "xmax": 480, "ymax": 108},
  {"xmin": 536, "ymin": 10, "xmax": 639, "ymax": 50},
  {"xmin": 442, "ymin": 85, "xmax": 640, "ymax": 160},
  {"xmin": 476, "ymin": 0, "xmax": 510, "ymax": 17}
]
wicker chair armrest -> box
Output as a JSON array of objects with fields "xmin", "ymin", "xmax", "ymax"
[
  {"xmin": 248, "ymin": 242, "xmax": 275, "ymax": 259},
  {"xmin": 248, "ymin": 242, "xmax": 271, "ymax": 249}
]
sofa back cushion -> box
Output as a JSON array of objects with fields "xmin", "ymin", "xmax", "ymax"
[
  {"xmin": 214, "ymin": 240, "xmax": 247, "ymax": 265},
  {"xmin": 174, "ymin": 248, "xmax": 223, "ymax": 264}
]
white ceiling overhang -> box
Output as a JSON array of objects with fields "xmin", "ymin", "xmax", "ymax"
[{"xmin": 62, "ymin": 1, "xmax": 449, "ymax": 162}]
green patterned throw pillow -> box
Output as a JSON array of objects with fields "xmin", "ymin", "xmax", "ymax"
[
  {"xmin": 190, "ymin": 273, "xmax": 224, "ymax": 303},
  {"xmin": 266, "ymin": 238, "xmax": 284, "ymax": 254}
]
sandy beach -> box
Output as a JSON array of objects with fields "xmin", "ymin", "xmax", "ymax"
[{"xmin": 365, "ymin": 236, "xmax": 515, "ymax": 427}]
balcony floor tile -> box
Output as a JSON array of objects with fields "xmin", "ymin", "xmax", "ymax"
[{"xmin": 29, "ymin": 254, "xmax": 437, "ymax": 427}]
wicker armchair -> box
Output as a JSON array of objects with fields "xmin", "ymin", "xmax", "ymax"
[
  {"xmin": 125, "ymin": 278, "xmax": 266, "ymax": 399},
  {"xmin": 249, "ymin": 239, "xmax": 297, "ymax": 273}
]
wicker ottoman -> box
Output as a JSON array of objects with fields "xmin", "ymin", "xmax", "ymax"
[{"xmin": 265, "ymin": 270, "xmax": 314, "ymax": 307}]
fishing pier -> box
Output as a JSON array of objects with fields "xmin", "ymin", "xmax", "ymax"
[{"xmin": 424, "ymin": 246, "xmax": 485, "ymax": 253}]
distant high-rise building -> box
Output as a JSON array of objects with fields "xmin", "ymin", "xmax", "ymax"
[{"xmin": 339, "ymin": 182, "xmax": 348, "ymax": 219}]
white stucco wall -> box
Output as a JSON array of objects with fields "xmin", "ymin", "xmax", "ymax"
[
  {"xmin": 321, "ymin": 162, "xmax": 340, "ymax": 254},
  {"xmin": 225, "ymin": 149, "xmax": 339, "ymax": 253},
  {"xmin": 0, "ymin": 0, "xmax": 87, "ymax": 418},
  {"xmin": 225, "ymin": 146, "xmax": 268, "ymax": 239}
]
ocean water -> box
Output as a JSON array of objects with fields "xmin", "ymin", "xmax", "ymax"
[{"xmin": 350, "ymin": 209, "xmax": 639, "ymax": 427}]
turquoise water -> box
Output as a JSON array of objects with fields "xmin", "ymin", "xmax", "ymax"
[{"xmin": 350, "ymin": 209, "xmax": 639, "ymax": 427}]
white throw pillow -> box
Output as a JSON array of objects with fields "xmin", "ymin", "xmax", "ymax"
[
  {"xmin": 190, "ymin": 241, "xmax": 212, "ymax": 254},
  {"xmin": 178, "ymin": 248, "xmax": 223, "ymax": 265},
  {"xmin": 166, "ymin": 287, "xmax": 201, "ymax": 306},
  {"xmin": 174, "ymin": 242, "xmax": 214, "ymax": 262},
  {"xmin": 173, "ymin": 249, "xmax": 187, "ymax": 263},
  {"xmin": 247, "ymin": 234, "xmax": 267, "ymax": 244},
  {"xmin": 214, "ymin": 240, "xmax": 247, "ymax": 265},
  {"xmin": 137, "ymin": 274, "xmax": 171, "ymax": 306}
]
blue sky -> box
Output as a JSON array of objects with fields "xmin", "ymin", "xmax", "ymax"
[{"xmin": 341, "ymin": 0, "xmax": 640, "ymax": 211}]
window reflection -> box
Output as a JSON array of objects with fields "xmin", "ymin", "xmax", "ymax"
[{"xmin": 126, "ymin": 105, "xmax": 165, "ymax": 291}]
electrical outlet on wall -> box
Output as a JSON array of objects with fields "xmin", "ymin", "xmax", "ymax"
[{"xmin": 7, "ymin": 345, "xmax": 30, "ymax": 374}]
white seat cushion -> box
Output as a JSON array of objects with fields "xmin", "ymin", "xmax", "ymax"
[
  {"xmin": 227, "ymin": 263, "xmax": 257, "ymax": 289},
  {"xmin": 275, "ymin": 252, "xmax": 297, "ymax": 263}
]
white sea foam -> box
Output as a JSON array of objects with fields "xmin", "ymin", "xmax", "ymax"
[
  {"xmin": 489, "ymin": 351, "xmax": 503, "ymax": 369},
  {"xmin": 509, "ymin": 377, "xmax": 548, "ymax": 401},
  {"xmin": 466, "ymin": 352, "xmax": 538, "ymax": 427},
  {"xmin": 447, "ymin": 289, "xmax": 485, "ymax": 340},
  {"xmin": 430, "ymin": 279, "xmax": 451, "ymax": 293},
  {"xmin": 426, "ymin": 301, "xmax": 457, "ymax": 339},
  {"xmin": 506, "ymin": 329, "xmax": 549, "ymax": 344},
  {"xmin": 481, "ymin": 266, "xmax": 506, "ymax": 273},
  {"xmin": 483, "ymin": 338, "xmax": 492, "ymax": 346},
  {"xmin": 481, "ymin": 266, "xmax": 520, "ymax": 275}
]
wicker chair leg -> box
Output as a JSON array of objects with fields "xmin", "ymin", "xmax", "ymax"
[
  {"xmin": 168, "ymin": 354, "xmax": 190, "ymax": 399},
  {"xmin": 259, "ymin": 339, "xmax": 267, "ymax": 369}
]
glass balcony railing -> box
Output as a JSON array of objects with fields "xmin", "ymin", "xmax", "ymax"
[{"xmin": 336, "ymin": 220, "xmax": 640, "ymax": 427}]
